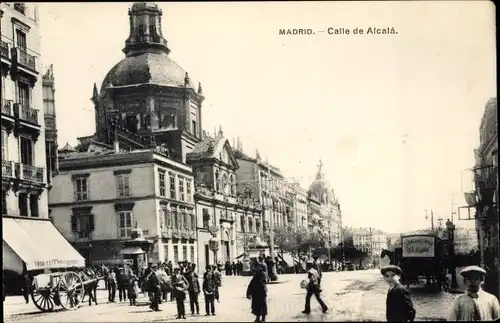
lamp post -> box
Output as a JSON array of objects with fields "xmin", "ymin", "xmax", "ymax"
[{"xmin": 446, "ymin": 218, "xmax": 458, "ymax": 289}]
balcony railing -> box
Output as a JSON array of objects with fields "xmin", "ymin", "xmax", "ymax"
[
  {"xmin": 161, "ymin": 227, "xmax": 172, "ymax": 239},
  {"xmin": 2, "ymin": 160, "xmax": 14, "ymax": 177},
  {"xmin": 2, "ymin": 99, "xmax": 13, "ymax": 116},
  {"xmin": 0, "ymin": 40, "xmax": 9, "ymax": 59},
  {"xmin": 15, "ymin": 163, "xmax": 44, "ymax": 183},
  {"xmin": 16, "ymin": 48, "xmax": 37, "ymax": 71},
  {"xmin": 13, "ymin": 103, "xmax": 39, "ymax": 125}
]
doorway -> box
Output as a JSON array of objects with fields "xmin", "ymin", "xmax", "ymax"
[{"xmin": 205, "ymin": 245, "xmax": 210, "ymax": 268}]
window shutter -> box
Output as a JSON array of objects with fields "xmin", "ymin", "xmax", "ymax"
[
  {"xmin": 89, "ymin": 214, "xmax": 95, "ymax": 231},
  {"xmin": 71, "ymin": 215, "xmax": 77, "ymax": 232}
]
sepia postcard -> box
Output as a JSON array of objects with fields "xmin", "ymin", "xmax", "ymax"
[{"xmin": 1, "ymin": 1, "xmax": 498, "ymax": 322}]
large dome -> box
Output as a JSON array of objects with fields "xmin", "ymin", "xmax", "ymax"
[
  {"xmin": 308, "ymin": 160, "xmax": 336, "ymax": 204},
  {"xmin": 100, "ymin": 52, "xmax": 197, "ymax": 92}
]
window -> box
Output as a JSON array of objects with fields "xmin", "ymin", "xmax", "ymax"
[
  {"xmin": 248, "ymin": 218, "xmax": 254, "ymax": 233},
  {"xmin": 172, "ymin": 208, "xmax": 178, "ymax": 228},
  {"xmin": 18, "ymin": 82, "xmax": 30, "ymax": 107},
  {"xmin": 190, "ymin": 245, "xmax": 195, "ymax": 263},
  {"xmin": 240, "ymin": 215, "xmax": 245, "ymax": 232},
  {"xmin": 74, "ymin": 215, "xmax": 93, "ymax": 239},
  {"xmin": 202, "ymin": 208, "xmax": 210, "ymax": 228},
  {"xmin": 116, "ymin": 174, "xmax": 130, "ymax": 197},
  {"xmin": 169, "ymin": 173, "xmax": 176, "ymax": 199},
  {"xmin": 18, "ymin": 193, "xmax": 28, "ymax": 216},
  {"xmin": 20, "ymin": 137, "xmax": 33, "ymax": 165},
  {"xmin": 29, "ymin": 194, "xmax": 38, "ymax": 217},
  {"xmin": 148, "ymin": 15, "xmax": 156, "ymax": 38},
  {"xmin": 256, "ymin": 219, "xmax": 261, "ymax": 233},
  {"xmin": 118, "ymin": 211, "xmax": 133, "ymax": 238},
  {"xmin": 159, "ymin": 171, "xmax": 166, "ymax": 197},
  {"xmin": 183, "ymin": 211, "xmax": 188, "ymax": 229},
  {"xmin": 186, "ymin": 180, "xmax": 192, "ymax": 203},
  {"xmin": 162, "ymin": 208, "xmax": 171, "ymax": 227},
  {"xmin": 179, "ymin": 178, "xmax": 185, "ymax": 202},
  {"xmin": 1, "ymin": 130, "xmax": 7, "ymax": 160},
  {"xmin": 191, "ymin": 211, "xmax": 196, "ymax": 229},
  {"xmin": 173, "ymin": 245, "xmax": 179, "ymax": 263},
  {"xmin": 16, "ymin": 29, "xmax": 27, "ymax": 50},
  {"xmin": 74, "ymin": 177, "xmax": 89, "ymax": 201},
  {"xmin": 182, "ymin": 245, "xmax": 187, "ymax": 261},
  {"xmin": 192, "ymin": 120, "xmax": 197, "ymax": 137}
]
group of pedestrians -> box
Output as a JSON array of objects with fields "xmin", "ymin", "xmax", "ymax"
[{"xmin": 380, "ymin": 264, "xmax": 499, "ymax": 322}]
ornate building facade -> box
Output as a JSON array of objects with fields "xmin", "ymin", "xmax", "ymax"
[
  {"xmin": 42, "ymin": 64, "xmax": 58, "ymax": 187},
  {"xmin": 307, "ymin": 160, "xmax": 342, "ymax": 246},
  {"xmin": 89, "ymin": 2, "xmax": 204, "ymax": 163},
  {"xmin": 187, "ymin": 129, "xmax": 260, "ymax": 269}
]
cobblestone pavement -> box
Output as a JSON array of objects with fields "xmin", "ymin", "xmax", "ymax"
[{"xmin": 3, "ymin": 269, "xmax": 458, "ymax": 322}]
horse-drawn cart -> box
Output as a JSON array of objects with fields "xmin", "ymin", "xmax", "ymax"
[
  {"xmin": 31, "ymin": 270, "xmax": 104, "ymax": 312},
  {"xmin": 399, "ymin": 233, "xmax": 449, "ymax": 291}
]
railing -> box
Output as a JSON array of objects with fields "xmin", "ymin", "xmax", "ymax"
[
  {"xmin": 0, "ymin": 40, "xmax": 9, "ymax": 59},
  {"xmin": 2, "ymin": 160, "xmax": 14, "ymax": 177},
  {"xmin": 17, "ymin": 48, "xmax": 37, "ymax": 71},
  {"xmin": 161, "ymin": 227, "xmax": 172, "ymax": 239},
  {"xmin": 15, "ymin": 163, "xmax": 45, "ymax": 183},
  {"xmin": 2, "ymin": 99, "xmax": 13, "ymax": 116},
  {"xmin": 13, "ymin": 103, "xmax": 39, "ymax": 124}
]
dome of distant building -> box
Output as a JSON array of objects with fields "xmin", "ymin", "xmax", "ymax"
[
  {"xmin": 308, "ymin": 160, "xmax": 336, "ymax": 204},
  {"xmin": 100, "ymin": 52, "xmax": 196, "ymax": 91}
]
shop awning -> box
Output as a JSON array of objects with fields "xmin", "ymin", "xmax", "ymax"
[
  {"xmin": 2, "ymin": 217, "xmax": 86, "ymax": 273},
  {"xmin": 120, "ymin": 246, "xmax": 145, "ymax": 255}
]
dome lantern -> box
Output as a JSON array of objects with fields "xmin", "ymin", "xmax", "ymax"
[{"xmin": 123, "ymin": 2, "xmax": 170, "ymax": 57}]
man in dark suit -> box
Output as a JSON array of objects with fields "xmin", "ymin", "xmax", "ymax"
[{"xmin": 382, "ymin": 265, "xmax": 415, "ymax": 322}]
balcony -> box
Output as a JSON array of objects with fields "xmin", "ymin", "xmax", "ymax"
[
  {"xmin": 13, "ymin": 103, "xmax": 39, "ymax": 125},
  {"xmin": 15, "ymin": 163, "xmax": 44, "ymax": 183},
  {"xmin": 0, "ymin": 40, "xmax": 9, "ymax": 59},
  {"xmin": 172, "ymin": 227, "xmax": 181, "ymax": 239},
  {"xmin": 161, "ymin": 227, "xmax": 172, "ymax": 239},
  {"xmin": 180, "ymin": 228, "xmax": 189, "ymax": 239},
  {"xmin": 16, "ymin": 48, "xmax": 37, "ymax": 71},
  {"xmin": 2, "ymin": 160, "xmax": 14, "ymax": 177},
  {"xmin": 187, "ymin": 229, "xmax": 196, "ymax": 240},
  {"xmin": 2, "ymin": 99, "xmax": 13, "ymax": 116}
]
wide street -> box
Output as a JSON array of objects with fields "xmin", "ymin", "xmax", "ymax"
[{"xmin": 4, "ymin": 269, "xmax": 457, "ymax": 322}]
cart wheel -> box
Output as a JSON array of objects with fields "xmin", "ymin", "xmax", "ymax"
[
  {"xmin": 56, "ymin": 272, "xmax": 84, "ymax": 310},
  {"xmin": 31, "ymin": 286, "xmax": 55, "ymax": 312}
]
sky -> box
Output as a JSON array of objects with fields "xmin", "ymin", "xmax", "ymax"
[{"xmin": 37, "ymin": 1, "xmax": 496, "ymax": 234}]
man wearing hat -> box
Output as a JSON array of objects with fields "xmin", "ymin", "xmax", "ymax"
[
  {"xmin": 148, "ymin": 264, "xmax": 161, "ymax": 312},
  {"xmin": 302, "ymin": 258, "xmax": 328, "ymax": 315},
  {"xmin": 381, "ymin": 265, "xmax": 415, "ymax": 322},
  {"xmin": 171, "ymin": 266, "xmax": 190, "ymax": 319},
  {"xmin": 447, "ymin": 265, "xmax": 500, "ymax": 321}
]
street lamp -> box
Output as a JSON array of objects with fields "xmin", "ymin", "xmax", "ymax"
[{"xmin": 446, "ymin": 219, "xmax": 458, "ymax": 289}]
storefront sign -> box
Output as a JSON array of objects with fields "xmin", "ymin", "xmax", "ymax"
[
  {"xmin": 31, "ymin": 259, "xmax": 83, "ymax": 270},
  {"xmin": 402, "ymin": 236, "xmax": 435, "ymax": 258}
]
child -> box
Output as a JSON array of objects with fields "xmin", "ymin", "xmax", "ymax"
[{"xmin": 127, "ymin": 274, "xmax": 139, "ymax": 306}]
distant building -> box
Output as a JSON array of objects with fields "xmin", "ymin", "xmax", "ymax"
[
  {"xmin": 186, "ymin": 129, "xmax": 261, "ymax": 269},
  {"xmin": 49, "ymin": 144, "xmax": 196, "ymax": 265},
  {"xmin": 307, "ymin": 160, "xmax": 342, "ymax": 246},
  {"xmin": 42, "ymin": 65, "xmax": 58, "ymax": 187}
]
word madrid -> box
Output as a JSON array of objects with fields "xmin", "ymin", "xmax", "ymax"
[{"xmin": 278, "ymin": 27, "xmax": 397, "ymax": 35}]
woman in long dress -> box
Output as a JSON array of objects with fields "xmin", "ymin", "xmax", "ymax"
[{"xmin": 246, "ymin": 264, "xmax": 268, "ymax": 322}]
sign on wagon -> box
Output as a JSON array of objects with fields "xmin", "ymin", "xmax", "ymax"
[{"xmin": 402, "ymin": 236, "xmax": 435, "ymax": 258}]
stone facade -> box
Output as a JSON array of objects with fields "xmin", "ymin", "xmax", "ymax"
[
  {"xmin": 1, "ymin": 3, "xmax": 49, "ymax": 219},
  {"xmin": 49, "ymin": 147, "xmax": 196, "ymax": 265}
]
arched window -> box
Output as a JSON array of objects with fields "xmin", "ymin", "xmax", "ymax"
[{"xmin": 248, "ymin": 218, "xmax": 254, "ymax": 233}]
